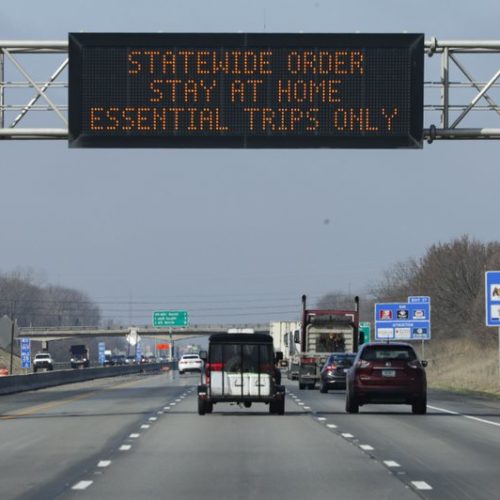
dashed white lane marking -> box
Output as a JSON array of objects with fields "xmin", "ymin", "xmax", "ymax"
[
  {"xmin": 304, "ymin": 406, "xmax": 311, "ymax": 411},
  {"xmin": 175, "ymin": 399, "xmax": 181, "ymax": 402},
  {"xmin": 141, "ymin": 424, "xmax": 150, "ymax": 429},
  {"xmin": 412, "ymin": 481, "xmax": 433, "ymax": 490},
  {"xmin": 157, "ymin": 411, "xmax": 164, "ymax": 415},
  {"xmin": 298, "ymin": 402, "xmax": 305, "ymax": 406},
  {"xmin": 383, "ymin": 461, "xmax": 401, "ymax": 468},
  {"xmin": 72, "ymin": 480, "xmax": 93, "ymax": 490},
  {"xmin": 359, "ymin": 444, "xmax": 374, "ymax": 451},
  {"xmin": 148, "ymin": 417, "xmax": 157, "ymax": 422},
  {"xmin": 428, "ymin": 405, "xmax": 500, "ymax": 428},
  {"xmin": 164, "ymin": 406, "xmax": 171, "ymax": 410},
  {"xmin": 326, "ymin": 424, "xmax": 337, "ymax": 429},
  {"xmin": 317, "ymin": 417, "xmax": 326, "ymax": 422},
  {"xmin": 341, "ymin": 433, "xmax": 354, "ymax": 438},
  {"xmin": 171, "ymin": 403, "xmax": 176, "ymax": 406},
  {"xmin": 129, "ymin": 433, "xmax": 140, "ymax": 439},
  {"xmin": 119, "ymin": 445, "xmax": 132, "ymax": 451},
  {"xmin": 97, "ymin": 460, "xmax": 111, "ymax": 468}
]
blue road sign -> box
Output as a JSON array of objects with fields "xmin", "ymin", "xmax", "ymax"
[
  {"xmin": 98, "ymin": 342, "xmax": 106, "ymax": 364},
  {"xmin": 20, "ymin": 337, "xmax": 31, "ymax": 369},
  {"xmin": 136, "ymin": 343, "xmax": 142, "ymax": 362},
  {"xmin": 485, "ymin": 271, "xmax": 500, "ymax": 326},
  {"xmin": 375, "ymin": 298, "xmax": 431, "ymax": 341}
]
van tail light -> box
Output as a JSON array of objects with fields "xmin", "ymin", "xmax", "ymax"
[
  {"xmin": 326, "ymin": 364, "xmax": 336, "ymax": 371},
  {"xmin": 357, "ymin": 360, "xmax": 370, "ymax": 369}
]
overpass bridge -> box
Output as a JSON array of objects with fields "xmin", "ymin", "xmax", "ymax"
[{"xmin": 16, "ymin": 324, "xmax": 271, "ymax": 342}]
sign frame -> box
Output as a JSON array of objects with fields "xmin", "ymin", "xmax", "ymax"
[
  {"xmin": 69, "ymin": 32, "xmax": 424, "ymax": 149},
  {"xmin": 152, "ymin": 310, "xmax": 189, "ymax": 328},
  {"xmin": 374, "ymin": 300, "xmax": 431, "ymax": 341},
  {"xmin": 485, "ymin": 271, "xmax": 500, "ymax": 327}
]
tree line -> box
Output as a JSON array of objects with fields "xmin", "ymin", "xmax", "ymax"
[
  {"xmin": 0, "ymin": 268, "xmax": 100, "ymax": 327},
  {"xmin": 317, "ymin": 235, "xmax": 500, "ymax": 345}
]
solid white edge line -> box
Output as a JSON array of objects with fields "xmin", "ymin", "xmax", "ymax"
[
  {"xmin": 72, "ymin": 480, "xmax": 93, "ymax": 490},
  {"xmin": 428, "ymin": 405, "xmax": 500, "ymax": 427},
  {"xmin": 119, "ymin": 445, "xmax": 132, "ymax": 451},
  {"xmin": 427, "ymin": 405, "xmax": 459, "ymax": 415},
  {"xmin": 412, "ymin": 481, "xmax": 433, "ymax": 490},
  {"xmin": 97, "ymin": 460, "xmax": 111, "ymax": 468},
  {"xmin": 464, "ymin": 415, "xmax": 500, "ymax": 427},
  {"xmin": 383, "ymin": 460, "xmax": 400, "ymax": 468}
]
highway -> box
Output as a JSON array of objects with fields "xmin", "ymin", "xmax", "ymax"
[{"xmin": 1, "ymin": 372, "xmax": 500, "ymax": 499}]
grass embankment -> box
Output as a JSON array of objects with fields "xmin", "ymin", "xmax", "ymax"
[{"xmin": 424, "ymin": 339, "xmax": 500, "ymax": 397}]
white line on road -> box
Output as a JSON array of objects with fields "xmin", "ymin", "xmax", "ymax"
[
  {"xmin": 359, "ymin": 444, "xmax": 374, "ymax": 451},
  {"xmin": 175, "ymin": 399, "xmax": 181, "ymax": 402},
  {"xmin": 164, "ymin": 407, "xmax": 171, "ymax": 410},
  {"xmin": 148, "ymin": 417, "xmax": 157, "ymax": 422},
  {"xmin": 129, "ymin": 433, "xmax": 140, "ymax": 439},
  {"xmin": 304, "ymin": 406, "xmax": 311, "ymax": 411},
  {"xmin": 72, "ymin": 481, "xmax": 93, "ymax": 490},
  {"xmin": 119, "ymin": 445, "xmax": 132, "ymax": 451},
  {"xmin": 428, "ymin": 405, "xmax": 500, "ymax": 428},
  {"xmin": 326, "ymin": 424, "xmax": 337, "ymax": 429},
  {"xmin": 298, "ymin": 402, "xmax": 305, "ymax": 406},
  {"xmin": 170, "ymin": 403, "xmax": 176, "ymax": 406},
  {"xmin": 427, "ymin": 405, "xmax": 459, "ymax": 415},
  {"xmin": 341, "ymin": 433, "xmax": 354, "ymax": 438},
  {"xmin": 464, "ymin": 415, "xmax": 500, "ymax": 427},
  {"xmin": 157, "ymin": 411, "xmax": 164, "ymax": 415},
  {"xmin": 97, "ymin": 461, "xmax": 111, "ymax": 468},
  {"xmin": 412, "ymin": 481, "xmax": 433, "ymax": 490},
  {"xmin": 383, "ymin": 461, "xmax": 401, "ymax": 468},
  {"xmin": 317, "ymin": 417, "xmax": 326, "ymax": 421},
  {"xmin": 141, "ymin": 424, "xmax": 150, "ymax": 429}
]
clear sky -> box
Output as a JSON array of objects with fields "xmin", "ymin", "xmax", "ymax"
[{"xmin": 1, "ymin": 0, "xmax": 499, "ymax": 325}]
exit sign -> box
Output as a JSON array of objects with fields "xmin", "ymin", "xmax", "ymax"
[{"xmin": 152, "ymin": 310, "xmax": 189, "ymax": 327}]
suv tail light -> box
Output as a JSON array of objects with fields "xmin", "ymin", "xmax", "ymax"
[
  {"xmin": 407, "ymin": 360, "xmax": 421, "ymax": 369},
  {"xmin": 326, "ymin": 364, "xmax": 336, "ymax": 371},
  {"xmin": 357, "ymin": 360, "xmax": 370, "ymax": 369},
  {"xmin": 301, "ymin": 357, "xmax": 317, "ymax": 364}
]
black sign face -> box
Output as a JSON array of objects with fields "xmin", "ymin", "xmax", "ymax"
[{"xmin": 69, "ymin": 33, "xmax": 424, "ymax": 148}]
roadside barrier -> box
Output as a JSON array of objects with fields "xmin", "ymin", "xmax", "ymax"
[{"xmin": 0, "ymin": 362, "xmax": 169, "ymax": 396}]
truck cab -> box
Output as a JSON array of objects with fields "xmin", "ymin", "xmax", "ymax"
[{"xmin": 198, "ymin": 333, "xmax": 285, "ymax": 415}]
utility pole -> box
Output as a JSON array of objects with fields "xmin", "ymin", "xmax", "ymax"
[{"xmin": 9, "ymin": 301, "xmax": 16, "ymax": 374}]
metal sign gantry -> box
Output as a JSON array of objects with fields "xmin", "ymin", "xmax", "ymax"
[{"xmin": 0, "ymin": 38, "xmax": 499, "ymax": 142}]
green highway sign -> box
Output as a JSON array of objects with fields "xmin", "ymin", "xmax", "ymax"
[
  {"xmin": 359, "ymin": 321, "xmax": 371, "ymax": 344},
  {"xmin": 152, "ymin": 310, "xmax": 189, "ymax": 327}
]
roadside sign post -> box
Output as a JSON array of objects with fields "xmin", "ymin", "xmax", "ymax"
[
  {"xmin": 485, "ymin": 271, "xmax": 500, "ymax": 385},
  {"xmin": 20, "ymin": 337, "xmax": 31, "ymax": 370}
]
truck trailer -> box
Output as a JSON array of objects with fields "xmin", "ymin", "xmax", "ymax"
[{"xmin": 298, "ymin": 295, "xmax": 360, "ymax": 390}]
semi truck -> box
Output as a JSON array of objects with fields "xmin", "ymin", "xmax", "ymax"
[
  {"xmin": 298, "ymin": 295, "xmax": 360, "ymax": 390},
  {"xmin": 70, "ymin": 344, "xmax": 90, "ymax": 369}
]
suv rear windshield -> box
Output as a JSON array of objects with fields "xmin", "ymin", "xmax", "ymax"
[
  {"xmin": 182, "ymin": 355, "xmax": 200, "ymax": 359},
  {"xmin": 209, "ymin": 343, "xmax": 273, "ymax": 373},
  {"xmin": 361, "ymin": 346, "xmax": 416, "ymax": 362},
  {"xmin": 35, "ymin": 354, "xmax": 50, "ymax": 359}
]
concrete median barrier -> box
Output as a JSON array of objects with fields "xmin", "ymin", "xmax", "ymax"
[{"xmin": 0, "ymin": 363, "xmax": 168, "ymax": 396}]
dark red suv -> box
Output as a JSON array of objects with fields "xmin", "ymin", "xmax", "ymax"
[{"xmin": 346, "ymin": 342, "xmax": 427, "ymax": 414}]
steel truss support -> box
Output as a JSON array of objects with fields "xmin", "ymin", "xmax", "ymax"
[{"xmin": 0, "ymin": 38, "xmax": 499, "ymax": 142}]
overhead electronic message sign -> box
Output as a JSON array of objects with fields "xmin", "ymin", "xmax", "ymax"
[{"xmin": 69, "ymin": 33, "xmax": 424, "ymax": 148}]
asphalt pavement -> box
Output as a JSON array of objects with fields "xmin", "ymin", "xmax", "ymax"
[{"xmin": 1, "ymin": 372, "xmax": 500, "ymax": 499}]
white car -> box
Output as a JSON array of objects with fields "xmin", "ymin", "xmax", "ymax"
[
  {"xmin": 178, "ymin": 354, "xmax": 203, "ymax": 374},
  {"xmin": 33, "ymin": 352, "xmax": 54, "ymax": 372}
]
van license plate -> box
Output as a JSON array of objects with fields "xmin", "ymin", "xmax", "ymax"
[{"xmin": 382, "ymin": 369, "xmax": 396, "ymax": 377}]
